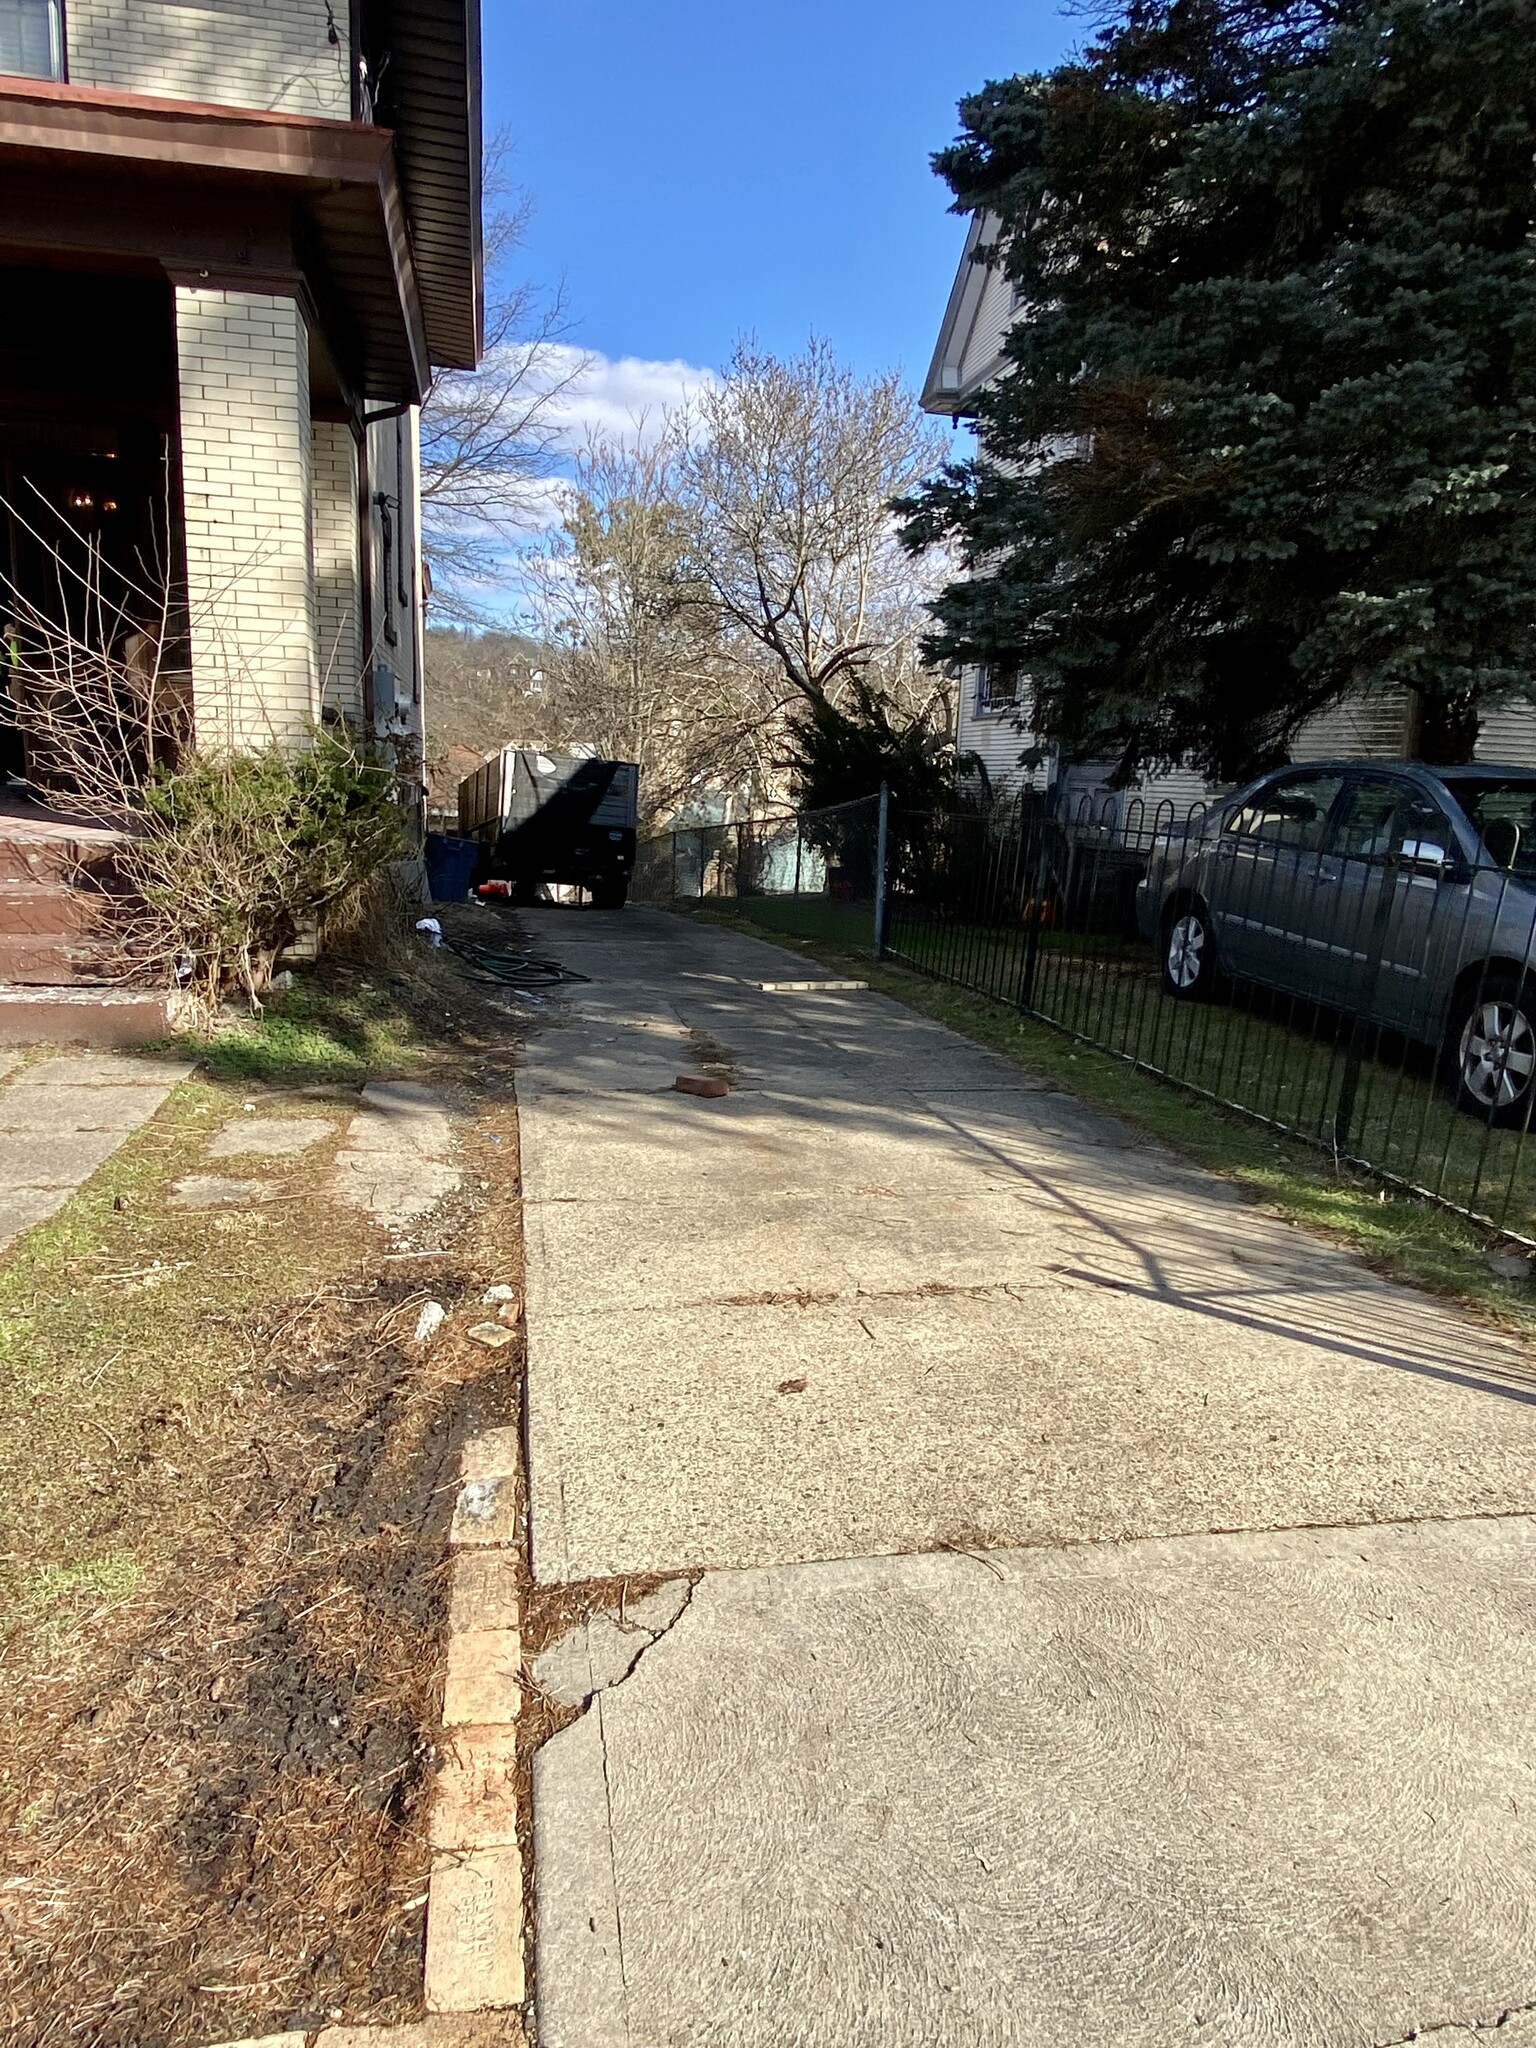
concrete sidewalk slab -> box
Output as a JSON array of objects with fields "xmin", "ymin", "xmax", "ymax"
[
  {"xmin": 0, "ymin": 1049, "xmax": 191, "ymax": 1253},
  {"xmin": 516, "ymin": 1083, "xmax": 1020, "ymax": 1205},
  {"xmin": 520, "ymin": 1178, "xmax": 1074, "ymax": 1318},
  {"xmin": 534, "ymin": 1518, "xmax": 1536, "ymax": 2048},
  {"xmin": 515, "ymin": 907, "xmax": 1536, "ymax": 2042},
  {"xmin": 333, "ymin": 1081, "xmax": 459, "ymax": 1234},
  {"xmin": 528, "ymin": 1278, "xmax": 1536, "ymax": 1581},
  {"xmin": 515, "ymin": 913, "xmax": 1536, "ymax": 1583},
  {"xmin": 209, "ymin": 1116, "xmax": 335, "ymax": 1156}
]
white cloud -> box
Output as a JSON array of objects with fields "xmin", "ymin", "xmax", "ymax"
[
  {"xmin": 531, "ymin": 345, "xmax": 718, "ymax": 452},
  {"xmin": 425, "ymin": 348, "xmax": 719, "ymax": 623}
]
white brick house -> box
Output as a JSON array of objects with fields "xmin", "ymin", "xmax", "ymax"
[
  {"xmin": 922, "ymin": 213, "xmax": 1536, "ymax": 818},
  {"xmin": 0, "ymin": 0, "xmax": 480, "ymax": 767}
]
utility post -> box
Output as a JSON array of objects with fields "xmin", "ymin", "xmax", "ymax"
[{"xmin": 872, "ymin": 782, "xmax": 890, "ymax": 959}]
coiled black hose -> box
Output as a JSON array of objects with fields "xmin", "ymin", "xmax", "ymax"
[{"xmin": 445, "ymin": 935, "xmax": 590, "ymax": 987}]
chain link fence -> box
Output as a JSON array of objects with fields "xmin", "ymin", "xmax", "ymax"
[{"xmin": 632, "ymin": 794, "xmax": 887, "ymax": 951}]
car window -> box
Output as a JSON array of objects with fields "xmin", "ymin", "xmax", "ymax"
[
  {"xmin": 1225, "ymin": 773, "xmax": 1345, "ymax": 850},
  {"xmin": 1333, "ymin": 779, "xmax": 1457, "ymax": 864},
  {"xmin": 1329, "ymin": 779, "xmax": 1451, "ymax": 862},
  {"xmin": 1446, "ymin": 778, "xmax": 1536, "ymax": 875}
]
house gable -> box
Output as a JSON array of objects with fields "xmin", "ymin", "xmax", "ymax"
[{"xmin": 920, "ymin": 212, "xmax": 1014, "ymax": 417}]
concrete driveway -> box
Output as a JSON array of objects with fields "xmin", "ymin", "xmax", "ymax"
[{"xmin": 517, "ymin": 907, "xmax": 1536, "ymax": 2048}]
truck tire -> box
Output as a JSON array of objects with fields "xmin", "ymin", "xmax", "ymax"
[{"xmin": 590, "ymin": 880, "xmax": 629, "ymax": 910}]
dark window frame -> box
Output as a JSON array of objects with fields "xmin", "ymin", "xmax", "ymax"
[
  {"xmin": 974, "ymin": 662, "xmax": 1021, "ymax": 715},
  {"xmin": 0, "ymin": 0, "xmax": 65, "ymax": 81}
]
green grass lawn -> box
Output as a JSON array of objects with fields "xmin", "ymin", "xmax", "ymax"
[
  {"xmin": 723, "ymin": 892, "xmax": 878, "ymax": 950},
  {"xmin": 877, "ymin": 905, "xmax": 1536, "ymax": 1243}
]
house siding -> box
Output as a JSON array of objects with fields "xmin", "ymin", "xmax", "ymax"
[
  {"xmin": 65, "ymin": 0, "xmax": 350, "ymax": 119},
  {"xmin": 956, "ymin": 671, "xmax": 1038, "ymax": 795},
  {"xmin": 175, "ymin": 286, "xmax": 318, "ymax": 748},
  {"xmin": 312, "ymin": 418, "xmax": 361, "ymax": 723},
  {"xmin": 1292, "ymin": 689, "xmax": 1413, "ymax": 762},
  {"xmin": 1475, "ymin": 702, "xmax": 1536, "ymax": 768}
]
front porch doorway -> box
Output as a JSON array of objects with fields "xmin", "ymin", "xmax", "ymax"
[{"xmin": 0, "ymin": 264, "xmax": 184, "ymax": 800}]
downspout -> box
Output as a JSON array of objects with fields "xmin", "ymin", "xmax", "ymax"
[{"xmin": 351, "ymin": 410, "xmax": 374, "ymax": 729}]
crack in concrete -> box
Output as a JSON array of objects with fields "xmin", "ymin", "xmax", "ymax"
[
  {"xmin": 585, "ymin": 1576, "xmax": 697, "ymax": 1705},
  {"xmin": 534, "ymin": 1576, "xmax": 700, "ymax": 1720},
  {"xmin": 683, "ymin": 1278, "xmax": 1050, "ymax": 1312},
  {"xmin": 595, "ymin": 1688, "xmax": 633, "ymax": 2035},
  {"xmin": 1373, "ymin": 1999, "xmax": 1536, "ymax": 2044}
]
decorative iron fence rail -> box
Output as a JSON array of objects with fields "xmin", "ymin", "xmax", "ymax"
[{"xmin": 638, "ymin": 783, "xmax": 1536, "ymax": 1245}]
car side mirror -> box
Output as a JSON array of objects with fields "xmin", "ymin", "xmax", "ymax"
[{"xmin": 1399, "ymin": 838, "xmax": 1451, "ymax": 877}]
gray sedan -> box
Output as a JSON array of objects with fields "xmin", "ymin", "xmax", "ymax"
[{"xmin": 1135, "ymin": 761, "xmax": 1536, "ymax": 1126}]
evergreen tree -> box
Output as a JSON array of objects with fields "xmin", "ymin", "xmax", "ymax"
[{"xmin": 898, "ymin": 0, "xmax": 1536, "ymax": 776}]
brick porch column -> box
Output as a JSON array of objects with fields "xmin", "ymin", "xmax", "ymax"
[
  {"xmin": 174, "ymin": 287, "xmax": 318, "ymax": 750},
  {"xmin": 312, "ymin": 418, "xmax": 362, "ymax": 725}
]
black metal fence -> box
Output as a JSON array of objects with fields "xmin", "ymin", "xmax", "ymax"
[
  {"xmin": 887, "ymin": 786, "xmax": 1536, "ymax": 1246},
  {"xmin": 638, "ymin": 781, "xmax": 1536, "ymax": 1245}
]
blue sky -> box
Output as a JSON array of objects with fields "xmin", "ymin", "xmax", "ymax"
[{"xmin": 482, "ymin": 0, "xmax": 1078, "ymax": 408}]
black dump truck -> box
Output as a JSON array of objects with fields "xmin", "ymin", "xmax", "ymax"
[{"xmin": 458, "ymin": 748, "xmax": 640, "ymax": 908}]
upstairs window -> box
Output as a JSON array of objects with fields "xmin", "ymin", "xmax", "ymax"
[
  {"xmin": 975, "ymin": 663, "xmax": 1021, "ymax": 714},
  {"xmin": 0, "ymin": 0, "xmax": 62, "ymax": 78}
]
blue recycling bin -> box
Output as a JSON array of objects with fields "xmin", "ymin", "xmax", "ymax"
[{"xmin": 425, "ymin": 832, "xmax": 480, "ymax": 902}]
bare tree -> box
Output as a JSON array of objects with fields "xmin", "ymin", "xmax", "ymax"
[
  {"xmin": 418, "ymin": 140, "xmax": 590, "ymax": 616},
  {"xmin": 523, "ymin": 429, "xmax": 777, "ymax": 828},
  {"xmin": 679, "ymin": 339, "xmax": 952, "ymax": 724}
]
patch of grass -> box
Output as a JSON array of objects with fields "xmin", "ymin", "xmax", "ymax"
[
  {"xmin": 884, "ymin": 910, "xmax": 1536, "ymax": 1239},
  {"xmin": 724, "ymin": 893, "xmax": 878, "ymax": 950},
  {"xmin": 13, "ymin": 1554, "xmax": 143, "ymax": 1653},
  {"xmin": 162, "ymin": 969, "xmax": 428, "ymax": 1086},
  {"xmin": 0, "ymin": 1074, "xmax": 373, "ymax": 1634},
  {"xmin": 692, "ymin": 901, "xmax": 1536, "ymax": 1337}
]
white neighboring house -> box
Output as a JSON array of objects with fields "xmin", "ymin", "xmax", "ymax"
[{"xmin": 921, "ymin": 213, "xmax": 1536, "ymax": 820}]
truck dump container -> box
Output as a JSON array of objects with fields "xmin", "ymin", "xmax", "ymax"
[{"xmin": 458, "ymin": 749, "xmax": 640, "ymax": 908}]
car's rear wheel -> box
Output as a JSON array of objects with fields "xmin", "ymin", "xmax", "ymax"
[
  {"xmin": 1161, "ymin": 901, "xmax": 1215, "ymax": 1000},
  {"xmin": 589, "ymin": 880, "xmax": 629, "ymax": 910},
  {"xmin": 1450, "ymin": 974, "xmax": 1536, "ymax": 1128}
]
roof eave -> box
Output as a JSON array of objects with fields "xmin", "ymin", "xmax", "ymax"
[{"xmin": 363, "ymin": 0, "xmax": 482, "ymax": 371}]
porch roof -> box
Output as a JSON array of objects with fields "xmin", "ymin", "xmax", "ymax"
[{"xmin": 0, "ymin": 79, "xmax": 437, "ymax": 403}]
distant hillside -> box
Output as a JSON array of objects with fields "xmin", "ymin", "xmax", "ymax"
[{"xmin": 423, "ymin": 627, "xmax": 555, "ymax": 804}]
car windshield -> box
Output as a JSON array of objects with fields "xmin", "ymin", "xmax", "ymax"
[{"xmin": 1447, "ymin": 778, "xmax": 1536, "ymax": 874}]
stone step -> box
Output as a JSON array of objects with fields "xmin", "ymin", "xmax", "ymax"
[
  {"xmin": 0, "ymin": 883, "xmax": 109, "ymax": 937},
  {"xmin": 0, "ymin": 986, "xmax": 167, "ymax": 1046},
  {"xmin": 0, "ymin": 933, "xmax": 119, "ymax": 985}
]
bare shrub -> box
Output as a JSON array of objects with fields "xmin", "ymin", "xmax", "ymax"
[{"xmin": 119, "ymin": 734, "xmax": 402, "ymax": 1014}]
